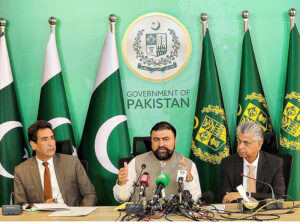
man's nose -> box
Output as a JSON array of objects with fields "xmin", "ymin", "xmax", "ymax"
[{"xmin": 158, "ymin": 139, "xmax": 164, "ymax": 146}]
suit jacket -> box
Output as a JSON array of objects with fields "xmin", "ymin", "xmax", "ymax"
[
  {"xmin": 220, "ymin": 150, "xmax": 285, "ymax": 202},
  {"xmin": 14, "ymin": 154, "xmax": 97, "ymax": 206}
]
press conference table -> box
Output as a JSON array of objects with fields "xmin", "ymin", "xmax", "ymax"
[{"xmin": 1, "ymin": 202, "xmax": 300, "ymax": 221}]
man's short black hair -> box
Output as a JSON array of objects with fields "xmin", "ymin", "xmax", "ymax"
[
  {"xmin": 27, "ymin": 120, "xmax": 53, "ymax": 142},
  {"xmin": 150, "ymin": 121, "xmax": 176, "ymax": 137}
]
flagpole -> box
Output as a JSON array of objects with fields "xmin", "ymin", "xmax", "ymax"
[
  {"xmin": 48, "ymin": 17, "xmax": 56, "ymax": 34},
  {"xmin": 242, "ymin": 10, "xmax": 249, "ymax": 34},
  {"xmin": 289, "ymin": 8, "xmax": 296, "ymax": 31},
  {"xmin": 200, "ymin": 13, "xmax": 208, "ymax": 38},
  {"xmin": 0, "ymin": 18, "xmax": 6, "ymax": 36},
  {"xmin": 109, "ymin": 14, "xmax": 116, "ymax": 33}
]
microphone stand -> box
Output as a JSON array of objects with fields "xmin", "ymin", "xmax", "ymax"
[{"xmin": 241, "ymin": 174, "xmax": 283, "ymax": 209}]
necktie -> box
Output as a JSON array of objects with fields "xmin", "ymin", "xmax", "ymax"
[
  {"xmin": 247, "ymin": 164, "xmax": 256, "ymax": 193},
  {"xmin": 42, "ymin": 162, "xmax": 53, "ymax": 201}
]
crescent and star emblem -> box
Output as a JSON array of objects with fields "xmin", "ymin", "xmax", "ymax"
[
  {"xmin": 94, "ymin": 115, "xmax": 127, "ymax": 174},
  {"xmin": 0, "ymin": 121, "xmax": 23, "ymax": 178},
  {"xmin": 48, "ymin": 117, "xmax": 77, "ymax": 155},
  {"xmin": 237, "ymin": 104, "xmax": 242, "ymax": 116},
  {"xmin": 151, "ymin": 21, "xmax": 160, "ymax": 31}
]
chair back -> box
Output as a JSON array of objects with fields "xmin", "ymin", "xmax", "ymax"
[
  {"xmin": 118, "ymin": 136, "xmax": 151, "ymax": 169},
  {"xmin": 272, "ymin": 153, "xmax": 293, "ymax": 196},
  {"xmin": 261, "ymin": 133, "xmax": 278, "ymax": 153},
  {"xmin": 56, "ymin": 139, "xmax": 73, "ymax": 155},
  {"xmin": 133, "ymin": 136, "xmax": 151, "ymax": 156}
]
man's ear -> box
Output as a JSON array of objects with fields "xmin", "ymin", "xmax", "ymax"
[
  {"xmin": 258, "ymin": 139, "xmax": 263, "ymax": 150},
  {"xmin": 30, "ymin": 141, "xmax": 37, "ymax": 151}
]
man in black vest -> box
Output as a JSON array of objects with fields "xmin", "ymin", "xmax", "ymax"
[{"xmin": 113, "ymin": 121, "xmax": 201, "ymax": 202}]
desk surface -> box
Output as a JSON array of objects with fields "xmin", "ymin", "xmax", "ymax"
[{"xmin": 1, "ymin": 202, "xmax": 299, "ymax": 221}]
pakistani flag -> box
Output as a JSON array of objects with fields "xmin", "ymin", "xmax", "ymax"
[
  {"xmin": 190, "ymin": 29, "xmax": 230, "ymax": 202},
  {"xmin": 0, "ymin": 20, "xmax": 25, "ymax": 205},
  {"xmin": 279, "ymin": 24, "xmax": 300, "ymax": 199},
  {"xmin": 236, "ymin": 30, "xmax": 273, "ymax": 152},
  {"xmin": 78, "ymin": 17, "xmax": 131, "ymax": 205},
  {"xmin": 38, "ymin": 19, "xmax": 76, "ymax": 155}
]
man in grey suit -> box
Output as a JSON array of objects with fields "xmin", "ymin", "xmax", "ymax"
[{"xmin": 14, "ymin": 120, "xmax": 97, "ymax": 206}]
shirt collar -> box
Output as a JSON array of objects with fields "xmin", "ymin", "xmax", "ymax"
[
  {"xmin": 36, "ymin": 156, "xmax": 54, "ymax": 167},
  {"xmin": 243, "ymin": 151, "xmax": 260, "ymax": 168}
]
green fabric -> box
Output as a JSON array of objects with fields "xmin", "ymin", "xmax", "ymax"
[
  {"xmin": 279, "ymin": 24, "xmax": 300, "ymax": 200},
  {"xmin": 0, "ymin": 83, "xmax": 25, "ymax": 204},
  {"xmin": 78, "ymin": 69, "xmax": 131, "ymax": 205},
  {"xmin": 38, "ymin": 73, "xmax": 75, "ymax": 154},
  {"xmin": 190, "ymin": 29, "xmax": 230, "ymax": 202},
  {"xmin": 235, "ymin": 30, "xmax": 273, "ymax": 152}
]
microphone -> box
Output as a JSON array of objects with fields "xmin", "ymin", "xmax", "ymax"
[
  {"xmin": 198, "ymin": 191, "xmax": 214, "ymax": 206},
  {"xmin": 182, "ymin": 190, "xmax": 193, "ymax": 207},
  {"xmin": 176, "ymin": 167, "xmax": 187, "ymax": 186},
  {"xmin": 153, "ymin": 173, "xmax": 170, "ymax": 201},
  {"xmin": 176, "ymin": 167, "xmax": 186, "ymax": 203},
  {"xmin": 129, "ymin": 164, "xmax": 146, "ymax": 202},
  {"xmin": 139, "ymin": 172, "xmax": 150, "ymax": 197},
  {"xmin": 241, "ymin": 173, "xmax": 275, "ymax": 200}
]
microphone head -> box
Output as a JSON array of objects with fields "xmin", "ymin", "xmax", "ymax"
[
  {"xmin": 155, "ymin": 173, "xmax": 170, "ymax": 188},
  {"xmin": 141, "ymin": 164, "xmax": 146, "ymax": 169},
  {"xmin": 200, "ymin": 191, "xmax": 214, "ymax": 205},
  {"xmin": 139, "ymin": 172, "xmax": 150, "ymax": 187}
]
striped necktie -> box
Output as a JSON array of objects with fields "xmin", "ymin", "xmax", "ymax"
[{"xmin": 247, "ymin": 164, "xmax": 256, "ymax": 193}]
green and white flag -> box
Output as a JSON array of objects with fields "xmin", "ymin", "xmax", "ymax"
[
  {"xmin": 0, "ymin": 20, "xmax": 25, "ymax": 204},
  {"xmin": 279, "ymin": 24, "xmax": 300, "ymax": 199},
  {"xmin": 78, "ymin": 18, "xmax": 131, "ymax": 205},
  {"xmin": 236, "ymin": 29, "xmax": 273, "ymax": 152},
  {"xmin": 190, "ymin": 29, "xmax": 230, "ymax": 202},
  {"xmin": 37, "ymin": 20, "xmax": 76, "ymax": 155}
]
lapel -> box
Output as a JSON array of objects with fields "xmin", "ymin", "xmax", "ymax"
[
  {"xmin": 53, "ymin": 154, "xmax": 67, "ymax": 202},
  {"xmin": 235, "ymin": 154, "xmax": 244, "ymax": 187},
  {"xmin": 256, "ymin": 150, "xmax": 265, "ymax": 192},
  {"xmin": 29, "ymin": 157, "xmax": 45, "ymax": 202}
]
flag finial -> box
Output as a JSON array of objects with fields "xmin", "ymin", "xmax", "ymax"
[
  {"xmin": 200, "ymin": 13, "xmax": 208, "ymax": 38},
  {"xmin": 0, "ymin": 18, "xmax": 6, "ymax": 35},
  {"xmin": 242, "ymin": 10, "xmax": 249, "ymax": 33},
  {"xmin": 289, "ymin": 8, "xmax": 296, "ymax": 17},
  {"xmin": 109, "ymin": 14, "xmax": 117, "ymax": 33},
  {"xmin": 109, "ymin": 14, "xmax": 117, "ymax": 23},
  {"xmin": 0, "ymin": 18, "xmax": 6, "ymax": 27},
  {"xmin": 289, "ymin": 8, "xmax": 296, "ymax": 30},
  {"xmin": 48, "ymin": 17, "xmax": 57, "ymax": 26}
]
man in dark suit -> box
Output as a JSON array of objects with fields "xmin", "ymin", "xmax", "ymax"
[
  {"xmin": 220, "ymin": 121, "xmax": 285, "ymax": 203},
  {"xmin": 14, "ymin": 120, "xmax": 97, "ymax": 206}
]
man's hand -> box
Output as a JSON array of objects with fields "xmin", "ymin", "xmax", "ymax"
[
  {"xmin": 117, "ymin": 162, "xmax": 128, "ymax": 186},
  {"xmin": 222, "ymin": 192, "xmax": 242, "ymax": 203},
  {"xmin": 45, "ymin": 199, "xmax": 58, "ymax": 203},
  {"xmin": 178, "ymin": 157, "xmax": 193, "ymax": 182}
]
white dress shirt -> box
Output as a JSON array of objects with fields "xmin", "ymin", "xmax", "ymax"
[
  {"xmin": 242, "ymin": 152, "xmax": 260, "ymax": 193},
  {"xmin": 36, "ymin": 157, "xmax": 64, "ymax": 203},
  {"xmin": 113, "ymin": 158, "xmax": 202, "ymax": 202}
]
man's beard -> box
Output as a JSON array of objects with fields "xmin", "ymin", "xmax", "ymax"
[{"xmin": 153, "ymin": 146, "xmax": 174, "ymax": 160}]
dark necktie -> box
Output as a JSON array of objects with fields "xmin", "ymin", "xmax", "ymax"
[{"xmin": 42, "ymin": 162, "xmax": 53, "ymax": 201}]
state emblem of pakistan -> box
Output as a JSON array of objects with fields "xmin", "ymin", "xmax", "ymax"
[{"xmin": 122, "ymin": 13, "xmax": 191, "ymax": 82}]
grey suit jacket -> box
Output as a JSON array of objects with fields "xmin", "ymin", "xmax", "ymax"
[
  {"xmin": 14, "ymin": 154, "xmax": 97, "ymax": 206},
  {"xmin": 220, "ymin": 150, "xmax": 285, "ymax": 202}
]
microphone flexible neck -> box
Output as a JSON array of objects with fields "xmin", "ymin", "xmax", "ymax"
[{"xmin": 242, "ymin": 174, "xmax": 275, "ymax": 199}]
